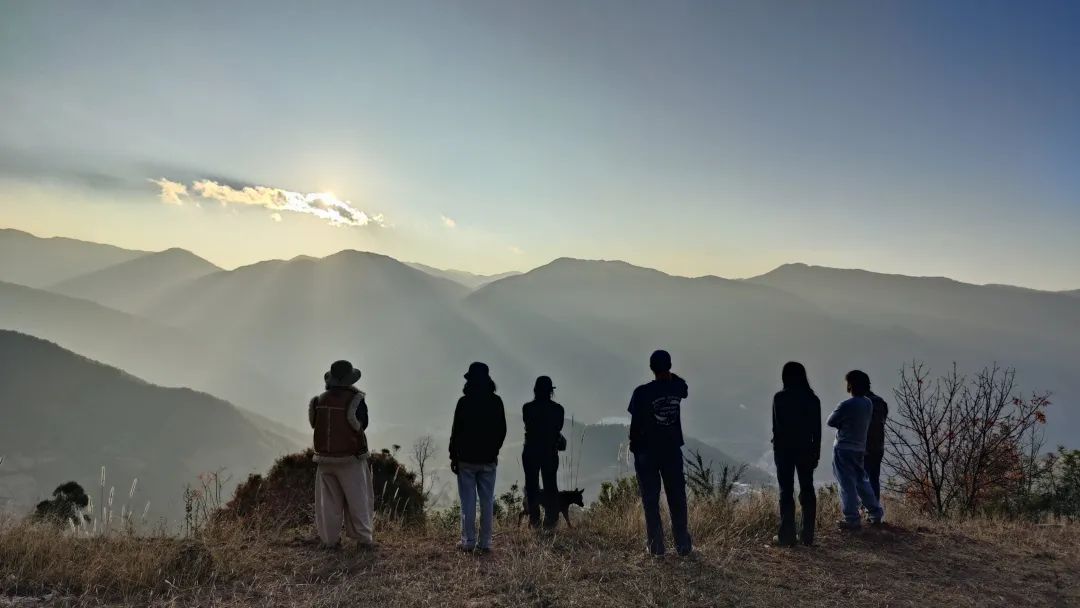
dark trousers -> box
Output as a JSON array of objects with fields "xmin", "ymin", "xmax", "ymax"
[
  {"xmin": 774, "ymin": 450, "xmax": 817, "ymax": 545},
  {"xmin": 522, "ymin": 448, "xmax": 559, "ymax": 527},
  {"xmin": 865, "ymin": 451, "xmax": 884, "ymax": 501},
  {"xmin": 633, "ymin": 447, "xmax": 692, "ymax": 555}
]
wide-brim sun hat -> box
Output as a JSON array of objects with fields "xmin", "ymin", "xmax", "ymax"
[
  {"xmin": 464, "ymin": 361, "xmax": 490, "ymax": 380},
  {"xmin": 325, "ymin": 359, "xmax": 362, "ymax": 386}
]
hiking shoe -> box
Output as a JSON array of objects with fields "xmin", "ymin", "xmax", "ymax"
[
  {"xmin": 836, "ymin": 520, "xmax": 862, "ymax": 531},
  {"xmin": 458, "ymin": 544, "xmax": 476, "ymax": 553},
  {"xmin": 868, "ymin": 518, "xmax": 884, "ymax": 527},
  {"xmin": 475, "ymin": 547, "xmax": 492, "ymax": 555}
]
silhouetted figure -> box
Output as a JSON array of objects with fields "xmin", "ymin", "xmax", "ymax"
[
  {"xmin": 449, "ymin": 362, "xmax": 507, "ymax": 553},
  {"xmin": 522, "ymin": 375, "xmax": 565, "ymax": 529},
  {"xmin": 628, "ymin": 349, "xmax": 692, "ymax": 557},
  {"xmin": 771, "ymin": 361, "xmax": 821, "ymax": 546},
  {"xmin": 865, "ymin": 382, "xmax": 889, "ymax": 501},
  {"xmin": 827, "ymin": 370, "xmax": 884, "ymax": 530},
  {"xmin": 309, "ymin": 360, "xmax": 374, "ymax": 548}
]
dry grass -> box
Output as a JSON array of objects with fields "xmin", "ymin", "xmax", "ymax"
[{"xmin": 1, "ymin": 493, "xmax": 1078, "ymax": 607}]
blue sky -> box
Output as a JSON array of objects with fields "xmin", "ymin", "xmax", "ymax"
[{"xmin": 1, "ymin": 0, "xmax": 1078, "ymax": 288}]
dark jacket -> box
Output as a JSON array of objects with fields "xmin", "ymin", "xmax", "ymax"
[
  {"xmin": 628, "ymin": 374, "xmax": 688, "ymax": 454},
  {"xmin": 523, "ymin": 398, "xmax": 565, "ymax": 453},
  {"xmin": 865, "ymin": 391, "xmax": 889, "ymax": 456},
  {"xmin": 449, "ymin": 385, "xmax": 507, "ymax": 465},
  {"xmin": 771, "ymin": 387, "xmax": 821, "ymax": 463}
]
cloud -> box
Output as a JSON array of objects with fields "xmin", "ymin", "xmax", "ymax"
[
  {"xmin": 270, "ymin": 212, "xmax": 283, "ymax": 222},
  {"xmin": 441, "ymin": 215, "xmax": 457, "ymax": 229},
  {"xmin": 151, "ymin": 178, "xmax": 385, "ymax": 227},
  {"xmin": 148, "ymin": 178, "xmax": 188, "ymax": 205},
  {"xmin": 509, "ymin": 246, "xmax": 524, "ymax": 255}
]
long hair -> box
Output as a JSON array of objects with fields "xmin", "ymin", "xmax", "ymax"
[{"xmin": 781, "ymin": 361, "xmax": 814, "ymax": 394}]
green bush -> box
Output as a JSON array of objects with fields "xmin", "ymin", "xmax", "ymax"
[{"xmin": 593, "ymin": 476, "xmax": 640, "ymax": 512}]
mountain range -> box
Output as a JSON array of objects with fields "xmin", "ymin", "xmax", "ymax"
[
  {"xmin": 50, "ymin": 247, "xmax": 220, "ymax": 314},
  {"xmin": 406, "ymin": 262, "xmax": 520, "ymax": 290},
  {"xmin": 0, "ymin": 228, "xmax": 1077, "ymax": 503},
  {"xmin": 0, "ymin": 330, "xmax": 299, "ymax": 520},
  {"xmin": 0, "ymin": 228, "xmax": 148, "ymax": 287}
]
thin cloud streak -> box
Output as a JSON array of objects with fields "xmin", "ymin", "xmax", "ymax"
[
  {"xmin": 149, "ymin": 178, "xmax": 188, "ymax": 205},
  {"xmin": 151, "ymin": 178, "xmax": 385, "ymax": 228},
  {"xmin": 441, "ymin": 215, "xmax": 457, "ymax": 229}
]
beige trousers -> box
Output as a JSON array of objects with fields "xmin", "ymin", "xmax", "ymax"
[{"xmin": 315, "ymin": 456, "xmax": 374, "ymax": 545}]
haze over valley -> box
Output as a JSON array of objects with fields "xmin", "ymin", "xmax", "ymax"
[{"xmin": 1, "ymin": 227, "xmax": 1076, "ymax": 518}]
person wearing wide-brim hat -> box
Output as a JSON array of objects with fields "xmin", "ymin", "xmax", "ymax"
[
  {"xmin": 448, "ymin": 361, "xmax": 507, "ymax": 553},
  {"xmin": 308, "ymin": 359, "xmax": 374, "ymax": 549},
  {"xmin": 522, "ymin": 375, "xmax": 565, "ymax": 529}
]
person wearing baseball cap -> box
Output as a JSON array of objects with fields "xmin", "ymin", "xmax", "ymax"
[
  {"xmin": 627, "ymin": 349, "xmax": 692, "ymax": 557},
  {"xmin": 521, "ymin": 375, "xmax": 565, "ymax": 529}
]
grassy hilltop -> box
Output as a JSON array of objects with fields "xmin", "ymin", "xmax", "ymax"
[{"xmin": 2, "ymin": 487, "xmax": 1077, "ymax": 607}]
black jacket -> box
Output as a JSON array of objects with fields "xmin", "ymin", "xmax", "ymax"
[
  {"xmin": 865, "ymin": 391, "xmax": 889, "ymax": 456},
  {"xmin": 522, "ymin": 399, "xmax": 565, "ymax": 453},
  {"xmin": 771, "ymin": 387, "xmax": 822, "ymax": 463},
  {"xmin": 449, "ymin": 388, "xmax": 507, "ymax": 465}
]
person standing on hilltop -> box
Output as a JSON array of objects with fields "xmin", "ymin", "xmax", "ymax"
[
  {"xmin": 522, "ymin": 375, "xmax": 565, "ymax": 529},
  {"xmin": 864, "ymin": 378, "xmax": 889, "ymax": 503},
  {"xmin": 308, "ymin": 360, "xmax": 375, "ymax": 549},
  {"xmin": 827, "ymin": 370, "xmax": 885, "ymax": 530},
  {"xmin": 771, "ymin": 361, "xmax": 822, "ymax": 547},
  {"xmin": 449, "ymin": 362, "xmax": 507, "ymax": 554},
  {"xmin": 628, "ymin": 349, "xmax": 693, "ymax": 557}
]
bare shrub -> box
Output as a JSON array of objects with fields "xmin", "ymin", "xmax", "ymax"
[
  {"xmin": 886, "ymin": 362, "xmax": 1050, "ymax": 517},
  {"xmin": 410, "ymin": 435, "xmax": 438, "ymax": 500}
]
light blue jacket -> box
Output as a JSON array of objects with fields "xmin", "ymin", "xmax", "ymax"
[{"xmin": 826, "ymin": 396, "xmax": 873, "ymax": 452}]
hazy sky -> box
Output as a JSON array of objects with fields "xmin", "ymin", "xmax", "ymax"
[{"xmin": 1, "ymin": 1, "xmax": 1078, "ymax": 288}]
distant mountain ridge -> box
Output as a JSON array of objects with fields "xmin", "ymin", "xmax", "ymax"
[
  {"xmin": 0, "ymin": 280, "xmax": 303, "ymax": 422},
  {"xmin": 0, "ymin": 330, "xmax": 299, "ymax": 519},
  {"xmin": 407, "ymin": 262, "xmax": 520, "ymax": 290},
  {"xmin": 747, "ymin": 262, "xmax": 1080, "ymax": 343},
  {"xmin": 0, "ymin": 228, "xmax": 149, "ymax": 287},
  {"xmin": 1, "ymin": 229, "xmax": 1078, "ymax": 478},
  {"xmin": 50, "ymin": 248, "xmax": 221, "ymax": 313}
]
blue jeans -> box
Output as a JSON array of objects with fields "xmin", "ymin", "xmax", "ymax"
[
  {"xmin": 633, "ymin": 447, "xmax": 692, "ymax": 555},
  {"xmin": 832, "ymin": 447, "xmax": 884, "ymax": 524},
  {"xmin": 457, "ymin": 462, "xmax": 497, "ymax": 549}
]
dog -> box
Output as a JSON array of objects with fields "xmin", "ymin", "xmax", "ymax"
[{"xmin": 518, "ymin": 488, "xmax": 585, "ymax": 528}]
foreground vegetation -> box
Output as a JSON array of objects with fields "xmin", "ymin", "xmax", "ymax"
[
  {"xmin": 6, "ymin": 359, "xmax": 1079, "ymax": 607},
  {"xmin": 2, "ymin": 485, "xmax": 1078, "ymax": 608}
]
